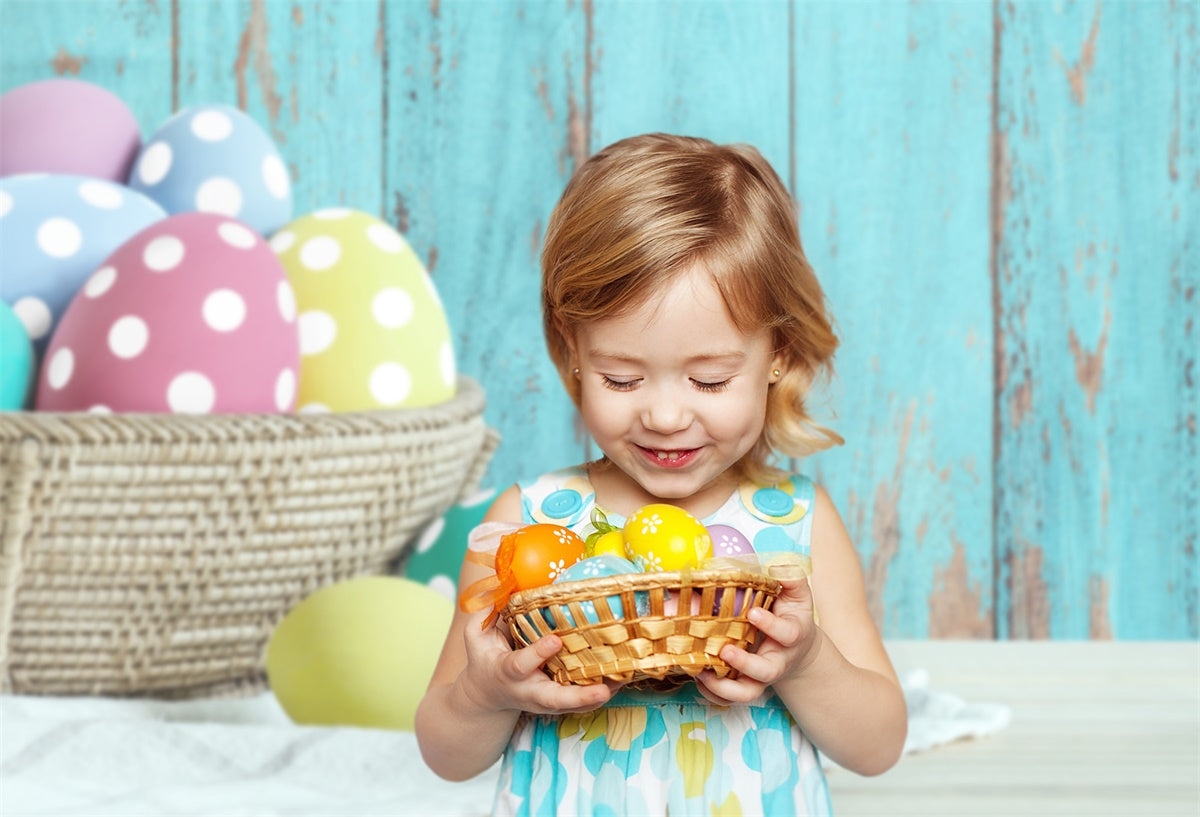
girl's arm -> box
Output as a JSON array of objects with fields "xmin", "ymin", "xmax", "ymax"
[
  {"xmin": 414, "ymin": 485, "xmax": 616, "ymax": 781},
  {"xmin": 698, "ymin": 485, "xmax": 907, "ymax": 776}
]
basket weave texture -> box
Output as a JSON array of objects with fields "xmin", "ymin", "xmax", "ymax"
[
  {"xmin": 0, "ymin": 376, "xmax": 497, "ymax": 698},
  {"xmin": 501, "ymin": 569, "xmax": 781, "ymax": 685}
]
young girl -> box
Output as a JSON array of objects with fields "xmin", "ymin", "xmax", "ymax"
[{"xmin": 415, "ymin": 133, "xmax": 907, "ymax": 815}]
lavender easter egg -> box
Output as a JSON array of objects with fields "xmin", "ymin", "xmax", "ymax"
[
  {"xmin": 0, "ymin": 79, "xmax": 141, "ymax": 181},
  {"xmin": 707, "ymin": 525, "xmax": 756, "ymax": 615},
  {"xmin": 708, "ymin": 524, "xmax": 756, "ymax": 561}
]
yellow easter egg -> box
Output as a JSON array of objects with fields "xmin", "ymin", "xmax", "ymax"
[
  {"xmin": 266, "ymin": 576, "xmax": 452, "ymax": 730},
  {"xmin": 591, "ymin": 530, "xmax": 627, "ymax": 559},
  {"xmin": 623, "ymin": 504, "xmax": 713, "ymax": 572},
  {"xmin": 271, "ymin": 208, "xmax": 456, "ymax": 411}
]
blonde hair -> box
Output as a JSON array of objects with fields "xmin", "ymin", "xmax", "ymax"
[{"xmin": 541, "ymin": 133, "xmax": 842, "ymax": 483}]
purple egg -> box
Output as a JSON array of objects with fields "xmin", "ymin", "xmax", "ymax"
[
  {"xmin": 707, "ymin": 525, "xmax": 755, "ymax": 616},
  {"xmin": 0, "ymin": 79, "xmax": 141, "ymax": 182},
  {"xmin": 708, "ymin": 525, "xmax": 756, "ymax": 560}
]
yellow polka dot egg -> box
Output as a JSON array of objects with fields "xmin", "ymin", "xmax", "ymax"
[{"xmin": 271, "ymin": 208, "xmax": 456, "ymax": 412}]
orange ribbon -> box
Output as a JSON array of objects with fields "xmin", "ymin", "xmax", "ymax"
[{"xmin": 458, "ymin": 530, "xmax": 519, "ymax": 629}]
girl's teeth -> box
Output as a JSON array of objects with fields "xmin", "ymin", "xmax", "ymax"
[{"xmin": 656, "ymin": 451, "xmax": 680, "ymax": 461}]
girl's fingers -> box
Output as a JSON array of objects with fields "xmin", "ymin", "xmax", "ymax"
[
  {"xmin": 508, "ymin": 634, "xmax": 562, "ymax": 678},
  {"xmin": 749, "ymin": 605, "xmax": 805, "ymax": 648},
  {"xmin": 718, "ymin": 643, "xmax": 780, "ymax": 685},
  {"xmin": 696, "ymin": 667, "xmax": 767, "ymax": 704}
]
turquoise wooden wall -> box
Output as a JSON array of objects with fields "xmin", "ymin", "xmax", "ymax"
[{"xmin": 2, "ymin": 0, "xmax": 1194, "ymax": 640}]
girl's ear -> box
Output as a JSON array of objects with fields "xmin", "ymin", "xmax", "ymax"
[
  {"xmin": 769, "ymin": 351, "xmax": 785, "ymax": 383},
  {"xmin": 564, "ymin": 330, "xmax": 579, "ymax": 370}
]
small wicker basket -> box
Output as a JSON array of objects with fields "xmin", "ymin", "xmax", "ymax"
[
  {"xmin": 501, "ymin": 569, "xmax": 782, "ymax": 685},
  {"xmin": 0, "ymin": 376, "xmax": 497, "ymax": 698}
]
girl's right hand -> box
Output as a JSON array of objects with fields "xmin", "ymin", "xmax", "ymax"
[{"xmin": 455, "ymin": 611, "xmax": 619, "ymax": 716}]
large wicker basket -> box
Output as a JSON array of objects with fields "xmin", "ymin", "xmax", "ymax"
[
  {"xmin": 0, "ymin": 376, "xmax": 497, "ymax": 698},
  {"xmin": 501, "ymin": 569, "xmax": 782, "ymax": 685}
]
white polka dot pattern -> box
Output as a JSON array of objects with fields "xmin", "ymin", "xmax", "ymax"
[
  {"xmin": 0, "ymin": 174, "xmax": 167, "ymax": 356},
  {"xmin": 127, "ymin": 104, "xmax": 293, "ymax": 236},
  {"xmin": 34, "ymin": 211, "xmax": 300, "ymax": 413},
  {"xmin": 274, "ymin": 208, "xmax": 457, "ymax": 411}
]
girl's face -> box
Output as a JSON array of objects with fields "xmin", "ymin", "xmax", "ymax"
[{"xmin": 571, "ymin": 263, "xmax": 781, "ymax": 516}]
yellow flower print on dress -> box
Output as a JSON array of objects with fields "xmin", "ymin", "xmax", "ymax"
[{"xmin": 676, "ymin": 721, "xmax": 716, "ymax": 799}]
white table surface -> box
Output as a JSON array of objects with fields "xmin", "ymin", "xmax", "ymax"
[{"xmin": 829, "ymin": 640, "xmax": 1200, "ymax": 817}]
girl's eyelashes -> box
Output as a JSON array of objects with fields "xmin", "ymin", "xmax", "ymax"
[
  {"xmin": 598, "ymin": 375, "xmax": 732, "ymax": 393},
  {"xmin": 601, "ymin": 376, "xmax": 639, "ymax": 392}
]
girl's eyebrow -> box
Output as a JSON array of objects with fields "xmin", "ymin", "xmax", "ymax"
[{"xmin": 587, "ymin": 350, "xmax": 749, "ymax": 366}]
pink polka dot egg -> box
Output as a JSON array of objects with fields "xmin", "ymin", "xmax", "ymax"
[
  {"xmin": 127, "ymin": 104, "xmax": 293, "ymax": 236},
  {"xmin": 36, "ymin": 212, "xmax": 300, "ymax": 414},
  {"xmin": 272, "ymin": 208, "xmax": 456, "ymax": 412}
]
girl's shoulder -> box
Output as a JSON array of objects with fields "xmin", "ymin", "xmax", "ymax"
[{"xmin": 516, "ymin": 465, "xmax": 596, "ymax": 526}]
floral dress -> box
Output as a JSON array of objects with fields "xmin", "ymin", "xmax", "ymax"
[{"xmin": 492, "ymin": 466, "xmax": 832, "ymax": 817}]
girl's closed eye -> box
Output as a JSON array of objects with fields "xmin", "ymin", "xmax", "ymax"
[
  {"xmin": 691, "ymin": 378, "xmax": 732, "ymax": 393},
  {"xmin": 601, "ymin": 375, "xmax": 640, "ymax": 392}
]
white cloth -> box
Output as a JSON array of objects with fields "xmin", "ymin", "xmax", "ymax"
[
  {"xmin": 0, "ymin": 671, "xmax": 1010, "ymax": 816},
  {"xmin": 899, "ymin": 669, "xmax": 1012, "ymax": 756}
]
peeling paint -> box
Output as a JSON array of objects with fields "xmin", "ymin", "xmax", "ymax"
[
  {"xmin": 864, "ymin": 403, "xmax": 915, "ymax": 628},
  {"xmin": 1055, "ymin": 3, "xmax": 1100, "ymax": 106},
  {"xmin": 1010, "ymin": 377, "xmax": 1032, "ymax": 428},
  {"xmin": 530, "ymin": 220, "xmax": 542, "ymax": 262},
  {"xmin": 1089, "ymin": 575, "xmax": 1112, "ymax": 638},
  {"xmin": 1007, "ymin": 542, "xmax": 1050, "ymax": 638},
  {"xmin": 234, "ymin": 0, "xmax": 283, "ymax": 129},
  {"xmin": 51, "ymin": 47, "xmax": 86, "ymax": 75},
  {"xmin": 865, "ymin": 480, "xmax": 899, "ymax": 629},
  {"xmin": 534, "ymin": 67, "xmax": 555, "ymax": 122},
  {"xmin": 929, "ymin": 541, "xmax": 993, "ymax": 638},
  {"xmin": 1067, "ymin": 307, "xmax": 1111, "ymax": 414},
  {"xmin": 393, "ymin": 192, "xmax": 410, "ymax": 234}
]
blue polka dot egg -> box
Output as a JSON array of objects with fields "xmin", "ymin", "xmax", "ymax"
[
  {"xmin": 127, "ymin": 104, "xmax": 292, "ymax": 236},
  {"xmin": 542, "ymin": 555, "xmax": 648, "ymax": 628}
]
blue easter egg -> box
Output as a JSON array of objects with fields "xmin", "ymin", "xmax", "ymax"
[
  {"xmin": 545, "ymin": 555, "xmax": 647, "ymax": 628},
  {"xmin": 127, "ymin": 105, "xmax": 293, "ymax": 236},
  {"xmin": 0, "ymin": 174, "xmax": 166, "ymax": 359},
  {"xmin": 0, "ymin": 300, "xmax": 34, "ymax": 409}
]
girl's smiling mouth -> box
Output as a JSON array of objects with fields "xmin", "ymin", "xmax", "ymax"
[{"xmin": 638, "ymin": 446, "xmax": 698, "ymax": 467}]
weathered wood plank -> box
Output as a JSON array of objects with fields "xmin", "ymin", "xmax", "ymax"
[
  {"xmin": 383, "ymin": 0, "xmax": 589, "ymax": 487},
  {"xmin": 995, "ymin": 0, "xmax": 1198, "ymax": 638},
  {"xmin": 174, "ymin": 0, "xmax": 385, "ymax": 218},
  {"xmin": 793, "ymin": 5, "xmax": 996, "ymax": 637},
  {"xmin": 589, "ymin": 0, "xmax": 791, "ymax": 177}
]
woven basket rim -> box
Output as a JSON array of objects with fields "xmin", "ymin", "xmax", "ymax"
[
  {"xmin": 503, "ymin": 568, "xmax": 782, "ymax": 617},
  {"xmin": 0, "ymin": 376, "xmax": 486, "ymax": 442}
]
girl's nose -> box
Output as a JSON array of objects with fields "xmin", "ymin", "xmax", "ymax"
[{"xmin": 640, "ymin": 387, "xmax": 692, "ymax": 433}]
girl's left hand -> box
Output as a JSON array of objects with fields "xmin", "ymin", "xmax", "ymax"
[{"xmin": 695, "ymin": 576, "xmax": 820, "ymax": 705}]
